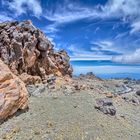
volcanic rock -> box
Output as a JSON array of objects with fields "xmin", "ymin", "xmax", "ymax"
[
  {"xmin": 0, "ymin": 20, "xmax": 72, "ymax": 84},
  {"xmin": 0, "ymin": 59, "xmax": 28, "ymax": 121},
  {"xmin": 95, "ymin": 98, "xmax": 116, "ymax": 116},
  {"xmin": 19, "ymin": 73, "xmax": 41, "ymax": 85},
  {"xmin": 136, "ymin": 90, "xmax": 140, "ymax": 96}
]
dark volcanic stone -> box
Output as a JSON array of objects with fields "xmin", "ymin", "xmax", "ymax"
[
  {"xmin": 130, "ymin": 97, "xmax": 140, "ymax": 105},
  {"xmin": 136, "ymin": 90, "xmax": 140, "ymax": 96},
  {"xmin": 95, "ymin": 98, "xmax": 116, "ymax": 116},
  {"xmin": 96, "ymin": 98, "xmax": 113, "ymax": 106}
]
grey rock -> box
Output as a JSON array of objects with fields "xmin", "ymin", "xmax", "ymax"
[
  {"xmin": 47, "ymin": 75, "xmax": 56, "ymax": 84},
  {"xmin": 136, "ymin": 90, "xmax": 140, "ymax": 96},
  {"xmin": 38, "ymin": 39, "xmax": 49, "ymax": 51},
  {"xmin": 130, "ymin": 97, "xmax": 140, "ymax": 105},
  {"xmin": 99, "ymin": 106, "xmax": 116, "ymax": 116},
  {"xmin": 95, "ymin": 98, "xmax": 116, "ymax": 116},
  {"xmin": 96, "ymin": 98, "xmax": 113, "ymax": 106},
  {"xmin": 122, "ymin": 96, "xmax": 129, "ymax": 102},
  {"xmin": 63, "ymin": 85, "xmax": 75, "ymax": 95},
  {"xmin": 27, "ymin": 84, "xmax": 46, "ymax": 96}
]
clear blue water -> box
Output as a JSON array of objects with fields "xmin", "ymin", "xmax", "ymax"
[{"xmin": 70, "ymin": 60, "xmax": 140, "ymax": 79}]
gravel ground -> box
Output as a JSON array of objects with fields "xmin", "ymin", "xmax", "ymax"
[{"xmin": 0, "ymin": 78, "xmax": 140, "ymax": 140}]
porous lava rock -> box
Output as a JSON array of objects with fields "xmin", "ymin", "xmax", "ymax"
[
  {"xmin": 0, "ymin": 59, "xmax": 28, "ymax": 121},
  {"xmin": 0, "ymin": 20, "xmax": 72, "ymax": 83}
]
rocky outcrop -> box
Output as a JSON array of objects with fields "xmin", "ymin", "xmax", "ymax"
[
  {"xmin": 0, "ymin": 20, "xmax": 72, "ymax": 83},
  {"xmin": 0, "ymin": 59, "xmax": 28, "ymax": 121}
]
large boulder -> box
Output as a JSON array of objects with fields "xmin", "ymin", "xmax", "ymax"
[
  {"xmin": 0, "ymin": 59, "xmax": 28, "ymax": 121},
  {"xmin": 0, "ymin": 20, "xmax": 73, "ymax": 84}
]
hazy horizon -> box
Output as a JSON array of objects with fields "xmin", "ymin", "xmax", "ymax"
[{"xmin": 0, "ymin": 0, "xmax": 140, "ymax": 78}]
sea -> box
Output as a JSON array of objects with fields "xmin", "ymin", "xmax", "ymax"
[{"xmin": 70, "ymin": 60, "xmax": 140, "ymax": 80}]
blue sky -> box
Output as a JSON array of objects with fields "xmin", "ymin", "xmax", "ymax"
[{"xmin": 0, "ymin": 0, "xmax": 140, "ymax": 63}]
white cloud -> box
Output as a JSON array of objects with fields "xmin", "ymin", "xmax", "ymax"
[
  {"xmin": 0, "ymin": 13, "xmax": 13, "ymax": 22},
  {"xmin": 94, "ymin": 40, "xmax": 113, "ymax": 48},
  {"xmin": 115, "ymin": 32, "xmax": 128, "ymax": 39},
  {"xmin": 97, "ymin": 0, "xmax": 140, "ymax": 33},
  {"xmin": 45, "ymin": 1, "xmax": 100, "ymax": 24},
  {"xmin": 130, "ymin": 21, "xmax": 140, "ymax": 34},
  {"xmin": 1, "ymin": 0, "xmax": 140, "ymax": 35},
  {"xmin": 2, "ymin": 0, "xmax": 42, "ymax": 17},
  {"xmin": 112, "ymin": 48, "xmax": 140, "ymax": 64},
  {"xmin": 68, "ymin": 44, "xmax": 112, "ymax": 60},
  {"xmin": 44, "ymin": 0, "xmax": 140, "ymax": 34},
  {"xmin": 73, "ymin": 65, "xmax": 140, "ymax": 75},
  {"xmin": 102, "ymin": 0, "xmax": 140, "ymax": 18},
  {"xmin": 91, "ymin": 40, "xmax": 122, "ymax": 54},
  {"xmin": 43, "ymin": 23, "xmax": 60, "ymax": 34}
]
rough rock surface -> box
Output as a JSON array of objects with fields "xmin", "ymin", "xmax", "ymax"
[
  {"xmin": 136, "ymin": 90, "xmax": 140, "ymax": 96},
  {"xmin": 0, "ymin": 59, "xmax": 28, "ymax": 121},
  {"xmin": 0, "ymin": 20, "xmax": 72, "ymax": 83},
  {"xmin": 95, "ymin": 98, "xmax": 116, "ymax": 116}
]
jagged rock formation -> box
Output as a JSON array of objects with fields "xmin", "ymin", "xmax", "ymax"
[
  {"xmin": 0, "ymin": 20, "xmax": 72, "ymax": 83},
  {"xmin": 0, "ymin": 59, "xmax": 28, "ymax": 121}
]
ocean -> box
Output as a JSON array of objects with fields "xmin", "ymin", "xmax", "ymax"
[{"xmin": 70, "ymin": 60, "xmax": 140, "ymax": 79}]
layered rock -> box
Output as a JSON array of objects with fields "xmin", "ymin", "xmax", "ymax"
[
  {"xmin": 0, "ymin": 59, "xmax": 28, "ymax": 121},
  {"xmin": 0, "ymin": 20, "xmax": 72, "ymax": 83}
]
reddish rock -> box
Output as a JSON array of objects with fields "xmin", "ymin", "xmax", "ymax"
[
  {"xmin": 19, "ymin": 73, "xmax": 41, "ymax": 85},
  {"xmin": 0, "ymin": 20, "xmax": 72, "ymax": 82},
  {"xmin": 105, "ymin": 93, "xmax": 113, "ymax": 98},
  {"xmin": 0, "ymin": 59, "xmax": 28, "ymax": 121}
]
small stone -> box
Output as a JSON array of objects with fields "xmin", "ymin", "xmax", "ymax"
[
  {"xmin": 53, "ymin": 96, "xmax": 58, "ymax": 99},
  {"xmin": 73, "ymin": 105, "xmax": 78, "ymax": 108},
  {"xmin": 122, "ymin": 96, "xmax": 129, "ymax": 102},
  {"xmin": 27, "ymin": 84, "xmax": 45, "ymax": 96},
  {"xmin": 136, "ymin": 90, "xmax": 140, "ymax": 96},
  {"xmin": 34, "ymin": 130, "xmax": 40, "ymax": 135},
  {"xmin": 96, "ymin": 98, "xmax": 113, "ymax": 106},
  {"xmin": 105, "ymin": 93, "xmax": 113, "ymax": 98},
  {"xmin": 131, "ymin": 97, "xmax": 140, "ymax": 104}
]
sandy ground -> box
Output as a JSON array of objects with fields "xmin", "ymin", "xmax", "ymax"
[{"xmin": 0, "ymin": 78, "xmax": 140, "ymax": 140}]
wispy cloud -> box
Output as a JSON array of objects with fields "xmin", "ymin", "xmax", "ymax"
[
  {"xmin": 1, "ymin": 0, "xmax": 140, "ymax": 34},
  {"xmin": 45, "ymin": 1, "xmax": 100, "ymax": 24},
  {"xmin": 44, "ymin": 0, "xmax": 140, "ymax": 34},
  {"xmin": 114, "ymin": 32, "xmax": 128, "ymax": 39},
  {"xmin": 68, "ymin": 44, "xmax": 113, "ymax": 60},
  {"xmin": 43, "ymin": 23, "xmax": 60, "ymax": 34},
  {"xmin": 112, "ymin": 48, "xmax": 140, "ymax": 64},
  {"xmin": 0, "ymin": 12, "xmax": 13, "ymax": 22},
  {"xmin": 91, "ymin": 40, "xmax": 122, "ymax": 55},
  {"xmin": 130, "ymin": 21, "xmax": 140, "ymax": 34},
  {"xmin": 2, "ymin": 0, "xmax": 42, "ymax": 18}
]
